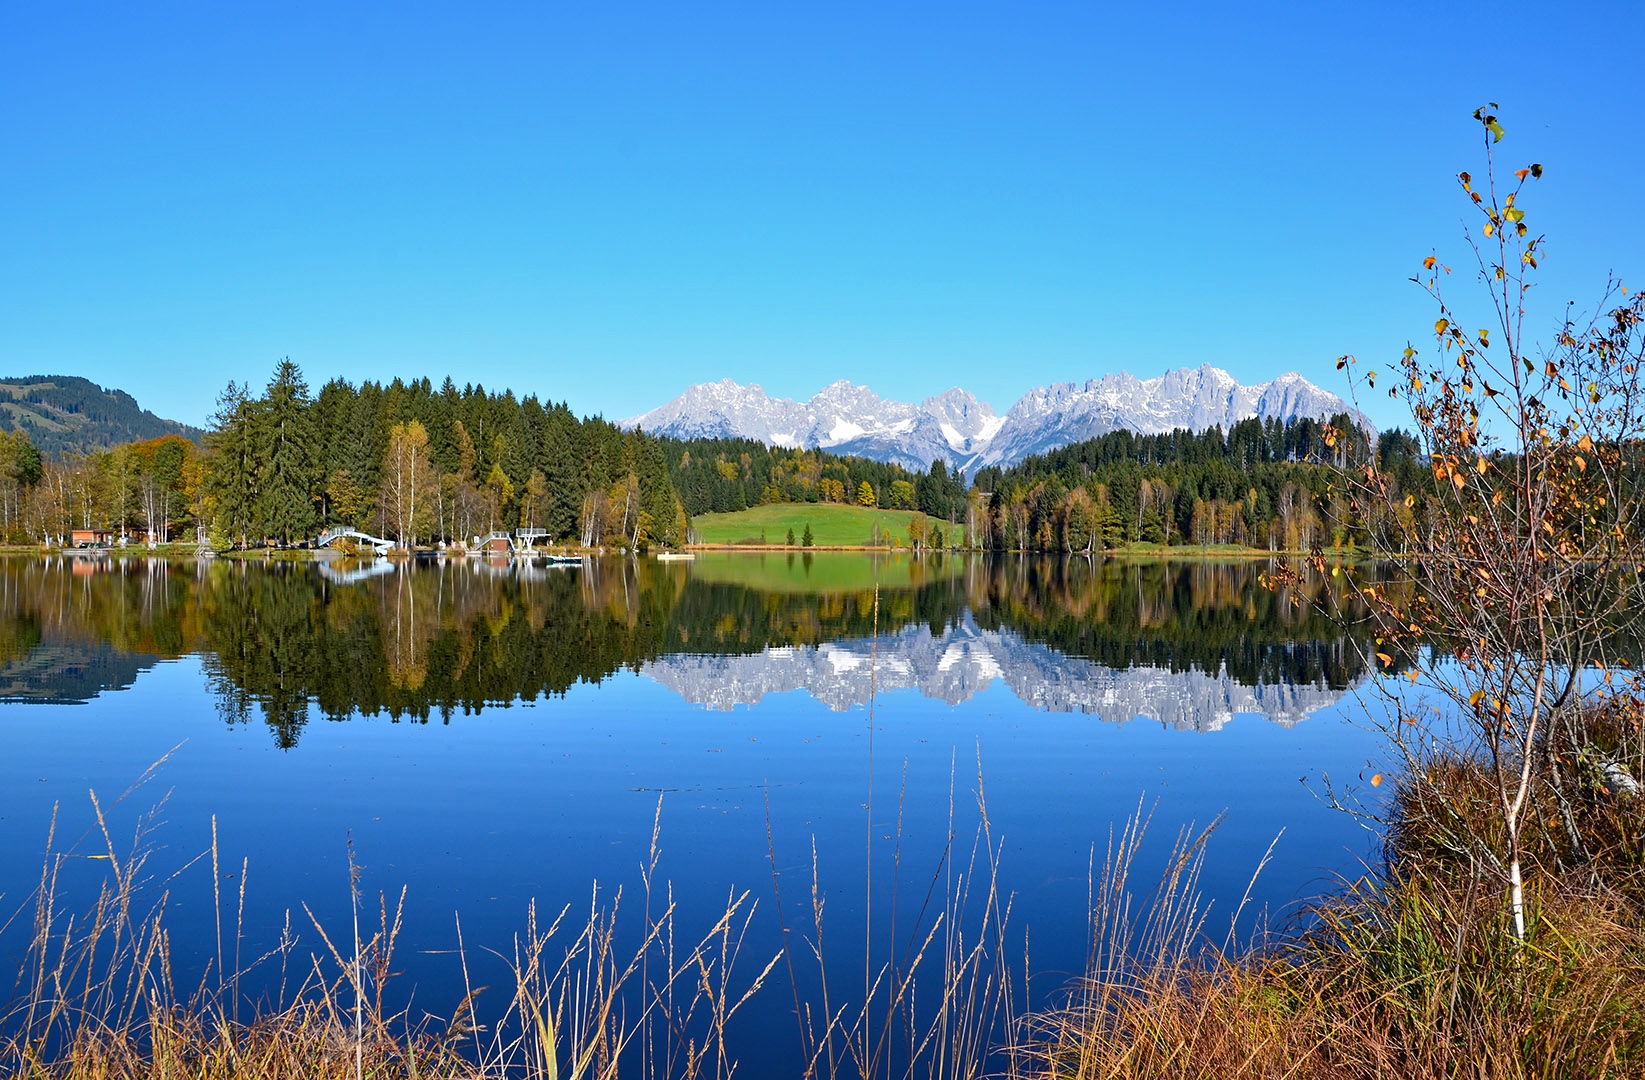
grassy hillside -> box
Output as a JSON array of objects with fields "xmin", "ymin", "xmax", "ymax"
[
  {"xmin": 0, "ymin": 375, "xmax": 203, "ymax": 456},
  {"xmin": 689, "ymin": 502, "xmax": 957, "ymax": 547}
]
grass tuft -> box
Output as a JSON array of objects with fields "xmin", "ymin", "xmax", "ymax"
[
  {"xmin": 9, "ymin": 747, "xmax": 1644, "ymax": 1078},
  {"xmin": 1014, "ymin": 753, "xmax": 1645, "ymax": 1080}
]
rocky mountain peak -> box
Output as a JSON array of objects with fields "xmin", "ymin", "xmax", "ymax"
[{"xmin": 622, "ymin": 365, "xmax": 1360, "ymax": 475}]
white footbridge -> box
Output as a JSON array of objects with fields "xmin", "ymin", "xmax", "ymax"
[
  {"xmin": 317, "ymin": 527, "xmax": 396, "ymax": 556},
  {"xmin": 318, "ymin": 526, "xmax": 572, "ymax": 560}
]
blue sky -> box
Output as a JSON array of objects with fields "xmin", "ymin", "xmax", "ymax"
[{"xmin": 2, "ymin": 2, "xmax": 1639, "ymax": 432}]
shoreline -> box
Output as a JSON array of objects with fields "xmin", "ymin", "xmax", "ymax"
[{"xmin": 0, "ymin": 542, "xmax": 1379, "ymax": 561}]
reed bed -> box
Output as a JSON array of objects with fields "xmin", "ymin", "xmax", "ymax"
[
  {"xmin": 1015, "ymin": 754, "xmax": 1645, "ymax": 1080},
  {"xmin": 1, "ymin": 784, "xmax": 779, "ymax": 1080},
  {"xmin": 7, "ymin": 748, "xmax": 1644, "ymax": 1079}
]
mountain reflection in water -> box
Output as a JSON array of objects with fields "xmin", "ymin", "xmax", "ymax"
[
  {"xmin": 0, "ymin": 553, "xmax": 1374, "ymax": 743},
  {"xmin": 648, "ymin": 618, "xmax": 1354, "ymax": 729}
]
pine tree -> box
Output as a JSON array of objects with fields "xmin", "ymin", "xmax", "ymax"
[
  {"xmin": 325, "ymin": 469, "xmax": 365, "ymax": 527},
  {"xmin": 543, "ymin": 408, "xmax": 578, "ymax": 540},
  {"xmin": 801, "ymin": 522, "xmax": 814, "ymax": 547},
  {"xmin": 206, "ymin": 381, "xmax": 259, "ymax": 549},
  {"xmin": 257, "ymin": 359, "xmax": 318, "ymax": 546},
  {"xmin": 0, "ymin": 429, "xmax": 42, "ymax": 541},
  {"xmin": 313, "ymin": 379, "xmax": 356, "ymax": 488}
]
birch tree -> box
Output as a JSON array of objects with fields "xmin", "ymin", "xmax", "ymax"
[
  {"xmin": 1322, "ymin": 106, "xmax": 1645, "ymax": 942},
  {"xmin": 380, "ymin": 420, "xmax": 436, "ymax": 549}
]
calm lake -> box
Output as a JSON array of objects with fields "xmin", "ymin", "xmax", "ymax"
[{"xmin": 0, "ymin": 552, "xmax": 1388, "ymax": 1071}]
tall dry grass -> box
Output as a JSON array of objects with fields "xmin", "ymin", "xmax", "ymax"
[
  {"xmin": 1014, "ymin": 755, "xmax": 1645, "ymax": 1080},
  {"xmin": 766, "ymin": 755, "xmax": 1023, "ymax": 1080},
  {"xmin": 9, "ymin": 737, "xmax": 1644, "ymax": 1077},
  {"xmin": 1, "ymin": 782, "xmax": 779, "ymax": 1080}
]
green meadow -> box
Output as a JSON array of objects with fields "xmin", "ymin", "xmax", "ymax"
[{"xmin": 688, "ymin": 502, "xmax": 955, "ymax": 548}]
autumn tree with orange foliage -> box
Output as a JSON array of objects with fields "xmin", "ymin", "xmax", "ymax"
[
  {"xmin": 1316, "ymin": 106, "xmax": 1645, "ymax": 942},
  {"xmin": 126, "ymin": 434, "xmax": 198, "ymax": 545}
]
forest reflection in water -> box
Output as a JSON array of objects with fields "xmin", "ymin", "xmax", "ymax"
[
  {"xmin": 1, "ymin": 551, "xmax": 1398, "ymax": 1077},
  {"xmin": 0, "ymin": 552, "xmax": 1375, "ymax": 745}
]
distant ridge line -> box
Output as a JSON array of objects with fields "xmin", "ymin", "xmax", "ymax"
[
  {"xmin": 622, "ymin": 364, "xmax": 1365, "ymax": 476},
  {"xmin": 0, "ymin": 374, "xmax": 204, "ymax": 457}
]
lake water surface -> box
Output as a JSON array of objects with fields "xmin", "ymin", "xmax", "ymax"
[{"xmin": 0, "ymin": 552, "xmax": 1388, "ymax": 1071}]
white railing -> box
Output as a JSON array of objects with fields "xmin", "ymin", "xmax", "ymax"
[{"xmin": 317, "ymin": 527, "xmax": 396, "ymax": 554}]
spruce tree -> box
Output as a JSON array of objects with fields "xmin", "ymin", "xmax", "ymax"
[
  {"xmin": 257, "ymin": 359, "xmax": 318, "ymax": 546},
  {"xmin": 206, "ymin": 381, "xmax": 259, "ymax": 549},
  {"xmin": 543, "ymin": 408, "xmax": 578, "ymax": 539}
]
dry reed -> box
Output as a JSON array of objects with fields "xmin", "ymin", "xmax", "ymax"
[
  {"xmin": 9, "ymin": 747, "xmax": 1643, "ymax": 1078},
  {"xmin": 1, "ymin": 785, "xmax": 779, "ymax": 1080}
]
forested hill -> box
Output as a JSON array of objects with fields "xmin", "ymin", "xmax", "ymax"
[
  {"xmin": 966, "ymin": 413, "xmax": 1420, "ymax": 552},
  {"xmin": 7, "ymin": 363, "xmax": 692, "ymax": 550},
  {"xmin": 972, "ymin": 412, "xmax": 1375, "ymax": 492},
  {"xmin": 208, "ymin": 367, "xmax": 688, "ymax": 548},
  {"xmin": 660, "ymin": 434, "xmax": 965, "ymax": 519},
  {"xmin": 0, "ymin": 376, "xmax": 204, "ymax": 456}
]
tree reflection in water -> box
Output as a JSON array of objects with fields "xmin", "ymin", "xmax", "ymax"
[{"xmin": 0, "ymin": 553, "xmax": 1381, "ymax": 747}]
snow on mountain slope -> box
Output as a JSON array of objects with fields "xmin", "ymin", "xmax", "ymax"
[
  {"xmin": 623, "ymin": 379, "xmax": 999, "ymax": 472},
  {"xmin": 621, "ymin": 365, "xmax": 1358, "ymax": 475},
  {"xmin": 642, "ymin": 615, "xmax": 1349, "ymax": 729},
  {"xmin": 961, "ymin": 364, "xmax": 1360, "ymax": 472}
]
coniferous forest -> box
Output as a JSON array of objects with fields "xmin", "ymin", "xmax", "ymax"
[
  {"xmin": 661, "ymin": 435, "xmax": 960, "ymax": 519},
  {"xmin": 203, "ymin": 360, "xmax": 689, "ymax": 549},
  {"xmin": 8, "ymin": 360, "xmax": 693, "ymax": 550},
  {"xmin": 966, "ymin": 413, "xmax": 1426, "ymax": 553},
  {"xmin": 0, "ymin": 358, "xmax": 1433, "ymax": 554}
]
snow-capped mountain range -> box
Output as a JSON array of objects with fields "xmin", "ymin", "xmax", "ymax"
[
  {"xmin": 621, "ymin": 365, "xmax": 1357, "ymax": 475},
  {"xmin": 641, "ymin": 617, "xmax": 1352, "ymax": 731}
]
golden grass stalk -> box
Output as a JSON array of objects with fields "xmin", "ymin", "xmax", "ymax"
[
  {"xmin": 2, "ymin": 787, "xmax": 778, "ymax": 1080},
  {"xmin": 9, "ymin": 746, "xmax": 1644, "ymax": 1079}
]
